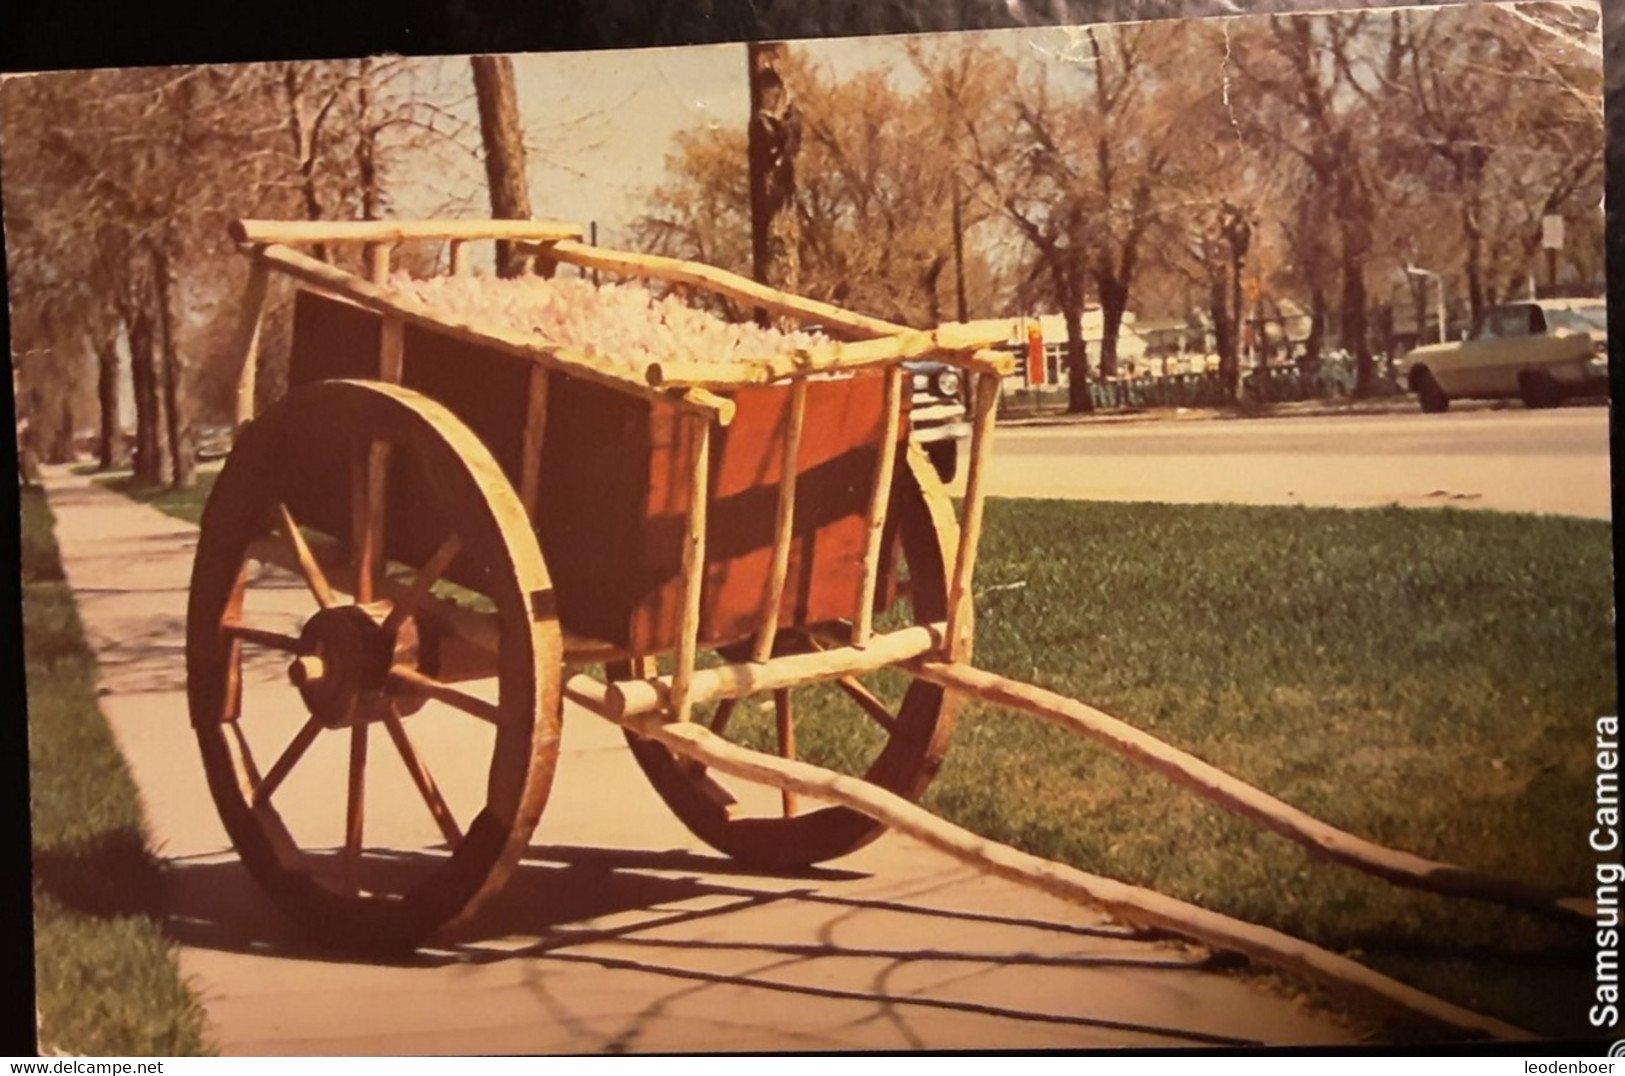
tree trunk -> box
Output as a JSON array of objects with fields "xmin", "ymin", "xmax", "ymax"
[
  {"xmin": 471, "ymin": 54, "xmax": 534, "ymax": 279},
  {"xmin": 1219, "ymin": 262, "xmax": 1243, "ymax": 400},
  {"xmin": 1462, "ymin": 195, "xmax": 1485, "ymax": 329},
  {"xmin": 355, "ymin": 58, "xmax": 381, "ymax": 222},
  {"xmin": 1209, "ymin": 273, "xmax": 1234, "ymax": 395},
  {"xmin": 747, "ymin": 42, "xmax": 801, "ymax": 307},
  {"xmin": 1306, "ymin": 285, "xmax": 1326, "ymax": 366},
  {"xmin": 129, "ymin": 307, "xmax": 163, "ymax": 487},
  {"xmin": 1341, "ymin": 248, "xmax": 1373, "ymax": 396},
  {"xmin": 1062, "ymin": 301, "xmax": 1094, "ymax": 414},
  {"xmin": 1097, "ymin": 275, "xmax": 1128, "ymax": 380},
  {"xmin": 155, "ymin": 247, "xmax": 194, "ymax": 490},
  {"xmin": 49, "ymin": 397, "xmax": 75, "ymax": 464},
  {"xmin": 285, "ymin": 65, "xmax": 330, "ymax": 264},
  {"xmin": 96, "ymin": 335, "xmax": 120, "ymax": 471}
]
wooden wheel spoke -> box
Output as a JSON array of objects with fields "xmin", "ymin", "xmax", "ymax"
[
  {"xmin": 836, "ymin": 675, "xmax": 899, "ymax": 734},
  {"xmin": 774, "ymin": 689, "xmax": 798, "ymax": 818},
  {"xmin": 222, "ymin": 622, "xmax": 304, "ymax": 654},
  {"xmin": 227, "ymin": 719, "xmax": 265, "ymax": 795},
  {"xmin": 349, "ymin": 439, "xmax": 392, "ymax": 605},
  {"xmin": 389, "ymin": 664, "xmax": 503, "ymax": 725},
  {"xmin": 382, "ymin": 703, "xmax": 463, "ymax": 847},
  {"xmin": 381, "ymin": 534, "xmax": 463, "ymax": 637},
  {"xmin": 343, "ymin": 724, "xmax": 368, "ymax": 896},
  {"xmin": 253, "ymin": 715, "xmax": 324, "ymax": 807},
  {"xmin": 276, "ymin": 503, "xmax": 336, "ymax": 609}
]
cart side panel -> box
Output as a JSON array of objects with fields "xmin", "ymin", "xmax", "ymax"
[
  {"xmin": 623, "ymin": 377, "xmax": 896, "ymax": 652},
  {"xmin": 287, "ymin": 288, "xmax": 903, "ymax": 654}
]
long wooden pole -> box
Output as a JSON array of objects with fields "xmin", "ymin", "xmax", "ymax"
[
  {"xmin": 231, "ymin": 219, "xmax": 583, "ymax": 246},
  {"xmin": 910, "ymin": 660, "xmax": 1595, "ymax": 924},
  {"xmin": 595, "ymin": 622, "xmax": 945, "ymax": 720},
  {"xmin": 517, "ymin": 365, "xmax": 551, "ymax": 526},
  {"xmin": 752, "ymin": 379, "xmax": 808, "ymax": 663},
  {"xmin": 575, "ymin": 709, "xmax": 1528, "ymax": 1042},
  {"xmin": 671, "ymin": 414, "xmax": 712, "ymax": 723},
  {"xmin": 647, "ymin": 340, "xmax": 1013, "ymax": 389},
  {"xmin": 232, "ymin": 262, "xmax": 271, "ymax": 430},
  {"xmin": 853, "ymin": 367, "xmax": 903, "ymax": 645},
  {"xmin": 946, "ymin": 372, "xmax": 1000, "ymax": 660},
  {"xmin": 542, "ymin": 239, "xmax": 907, "ymax": 341}
]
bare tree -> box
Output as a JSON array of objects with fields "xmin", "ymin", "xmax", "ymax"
[{"xmin": 471, "ymin": 54, "xmax": 534, "ymax": 278}]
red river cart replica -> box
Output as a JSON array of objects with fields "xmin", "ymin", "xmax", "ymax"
[{"xmin": 189, "ymin": 219, "xmax": 1589, "ymax": 1041}]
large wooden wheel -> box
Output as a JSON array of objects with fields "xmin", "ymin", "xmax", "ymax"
[
  {"xmin": 187, "ymin": 380, "xmax": 562, "ymax": 951},
  {"xmin": 617, "ymin": 447, "xmax": 961, "ymax": 868}
]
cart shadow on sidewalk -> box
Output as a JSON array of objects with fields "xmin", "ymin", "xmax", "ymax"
[{"xmin": 156, "ymin": 842, "xmax": 1260, "ymax": 1047}]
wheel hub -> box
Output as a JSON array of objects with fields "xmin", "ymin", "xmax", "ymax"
[{"xmin": 290, "ymin": 603, "xmax": 421, "ymax": 728}]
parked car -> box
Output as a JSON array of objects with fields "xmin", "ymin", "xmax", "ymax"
[
  {"xmin": 194, "ymin": 424, "xmax": 235, "ymax": 462},
  {"xmin": 1400, "ymin": 298, "xmax": 1608, "ymax": 413},
  {"xmin": 905, "ymin": 360, "xmax": 970, "ymax": 483}
]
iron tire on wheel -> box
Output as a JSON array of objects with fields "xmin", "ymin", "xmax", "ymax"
[
  {"xmin": 617, "ymin": 447, "xmax": 961, "ymax": 869},
  {"xmin": 187, "ymin": 380, "xmax": 562, "ymax": 952}
]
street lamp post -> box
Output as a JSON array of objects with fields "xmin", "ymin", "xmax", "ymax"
[{"xmin": 1405, "ymin": 264, "xmax": 1447, "ymax": 345}]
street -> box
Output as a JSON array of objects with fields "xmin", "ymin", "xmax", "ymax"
[{"xmin": 974, "ymin": 406, "xmax": 1613, "ymax": 520}]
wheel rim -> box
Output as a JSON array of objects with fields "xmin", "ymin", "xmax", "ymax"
[
  {"xmin": 619, "ymin": 447, "xmax": 960, "ymax": 868},
  {"xmin": 187, "ymin": 380, "xmax": 561, "ymax": 950}
]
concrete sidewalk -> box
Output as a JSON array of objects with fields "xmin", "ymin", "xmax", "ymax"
[{"xmin": 38, "ymin": 468, "xmax": 1360, "ymax": 1054}]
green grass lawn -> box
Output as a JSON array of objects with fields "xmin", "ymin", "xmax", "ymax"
[
  {"xmin": 24, "ymin": 487, "xmax": 211, "ymax": 1056},
  {"xmin": 940, "ymin": 499, "xmax": 1614, "ymax": 1039},
  {"xmin": 94, "ymin": 472, "xmax": 214, "ymax": 527},
  {"xmin": 104, "ymin": 469, "xmax": 1614, "ymax": 1039}
]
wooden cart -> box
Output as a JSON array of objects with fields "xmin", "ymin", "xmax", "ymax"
[
  {"xmin": 188, "ymin": 218, "xmax": 1576, "ymax": 1039},
  {"xmin": 189, "ymin": 218, "xmax": 1011, "ymax": 951}
]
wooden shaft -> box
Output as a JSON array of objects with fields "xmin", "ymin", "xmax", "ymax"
[
  {"xmin": 854, "ymin": 366, "xmax": 903, "ymax": 645},
  {"xmin": 752, "ymin": 379, "xmax": 808, "ymax": 663},
  {"xmin": 646, "ymin": 336, "xmax": 1015, "ymax": 389},
  {"xmin": 366, "ymin": 244, "xmax": 391, "ymax": 285},
  {"xmin": 671, "ymin": 414, "xmax": 712, "ymax": 723},
  {"xmin": 946, "ymin": 373, "xmax": 999, "ymax": 661},
  {"xmin": 910, "ymin": 660, "xmax": 1595, "ymax": 924},
  {"xmin": 245, "ymin": 244, "xmax": 730, "ymax": 422},
  {"xmin": 449, "ymin": 240, "xmax": 471, "ymax": 276},
  {"xmin": 232, "ymin": 261, "xmax": 271, "ymax": 429},
  {"xmin": 517, "ymin": 365, "xmax": 550, "ymax": 526},
  {"xmin": 593, "ymin": 621, "xmax": 946, "ymax": 721},
  {"xmin": 627, "ymin": 718, "xmax": 1529, "ymax": 1041},
  {"xmin": 231, "ymin": 218, "xmax": 584, "ymax": 246}
]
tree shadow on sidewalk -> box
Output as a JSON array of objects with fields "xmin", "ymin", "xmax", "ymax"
[{"xmin": 153, "ymin": 842, "xmax": 1265, "ymax": 1049}]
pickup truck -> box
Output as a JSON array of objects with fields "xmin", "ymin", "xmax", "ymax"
[{"xmin": 1402, "ymin": 298, "xmax": 1608, "ymax": 412}]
